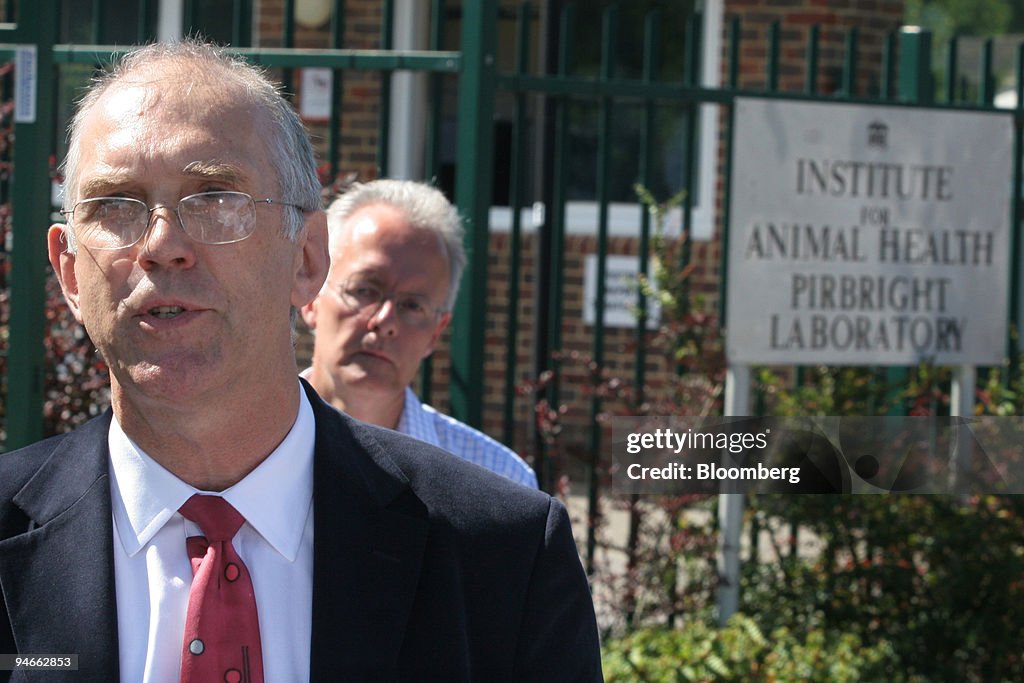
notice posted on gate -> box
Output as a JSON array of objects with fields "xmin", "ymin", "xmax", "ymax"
[{"xmin": 726, "ymin": 97, "xmax": 1013, "ymax": 366}]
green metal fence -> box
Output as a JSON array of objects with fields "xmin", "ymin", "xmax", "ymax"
[
  {"xmin": 490, "ymin": 4, "xmax": 1022, "ymax": 567},
  {"xmin": 1, "ymin": 0, "xmax": 1023, "ymax": 570}
]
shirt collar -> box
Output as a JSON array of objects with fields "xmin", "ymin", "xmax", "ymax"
[
  {"xmin": 397, "ymin": 386, "xmax": 441, "ymax": 447},
  {"xmin": 109, "ymin": 383, "xmax": 316, "ymax": 562}
]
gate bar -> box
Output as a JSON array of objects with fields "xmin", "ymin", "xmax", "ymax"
[
  {"xmin": 449, "ymin": 0, "xmax": 497, "ymax": 428},
  {"xmin": 5, "ymin": 0, "xmax": 58, "ymax": 450}
]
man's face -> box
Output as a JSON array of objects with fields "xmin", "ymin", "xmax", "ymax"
[
  {"xmin": 48, "ymin": 71, "xmax": 327, "ymax": 409},
  {"xmin": 302, "ymin": 204, "xmax": 452, "ymax": 401}
]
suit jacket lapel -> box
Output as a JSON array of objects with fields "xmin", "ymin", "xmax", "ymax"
[
  {"xmin": 304, "ymin": 385, "xmax": 429, "ymax": 681},
  {"xmin": 0, "ymin": 414, "xmax": 120, "ymax": 682}
]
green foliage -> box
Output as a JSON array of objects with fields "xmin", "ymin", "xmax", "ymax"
[
  {"xmin": 41, "ymin": 270, "xmax": 111, "ymax": 434},
  {"xmin": 602, "ymin": 614, "xmax": 908, "ymax": 682},
  {"xmin": 757, "ymin": 366, "xmax": 891, "ymax": 416},
  {"xmin": 977, "ymin": 347, "xmax": 1024, "ymax": 415},
  {"xmin": 631, "ymin": 184, "xmax": 724, "ymax": 414},
  {"xmin": 749, "ymin": 347, "xmax": 1024, "ymax": 680},
  {"xmin": 903, "ymin": 0, "xmax": 1022, "ymax": 102},
  {"xmin": 757, "ymin": 362, "xmax": 961, "ymax": 418},
  {"xmin": 634, "ymin": 185, "xmax": 689, "ymax": 322},
  {"xmin": 745, "ymin": 495, "xmax": 1024, "ymax": 682},
  {"xmin": 905, "ymin": 0, "xmax": 1017, "ymax": 39}
]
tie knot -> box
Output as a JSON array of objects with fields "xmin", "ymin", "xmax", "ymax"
[{"xmin": 179, "ymin": 495, "xmax": 245, "ymax": 542}]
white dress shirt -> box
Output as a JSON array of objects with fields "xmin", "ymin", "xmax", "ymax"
[{"xmin": 109, "ymin": 385, "xmax": 315, "ymax": 683}]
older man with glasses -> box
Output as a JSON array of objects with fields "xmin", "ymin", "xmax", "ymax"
[
  {"xmin": 0, "ymin": 42, "xmax": 600, "ymax": 682},
  {"xmin": 301, "ymin": 180, "xmax": 537, "ymax": 488}
]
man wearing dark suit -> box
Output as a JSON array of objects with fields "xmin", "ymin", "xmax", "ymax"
[{"xmin": 0, "ymin": 41, "xmax": 601, "ymax": 682}]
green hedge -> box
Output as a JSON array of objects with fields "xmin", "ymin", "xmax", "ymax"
[{"xmin": 602, "ymin": 614, "xmax": 912, "ymax": 682}]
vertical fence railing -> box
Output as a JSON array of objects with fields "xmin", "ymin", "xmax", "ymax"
[
  {"xmin": 423, "ymin": 0, "xmax": 445, "ymax": 183},
  {"xmin": 448, "ymin": 0, "xmax": 497, "ymax": 429},
  {"xmin": 582, "ymin": 4, "xmax": 617, "ymax": 573},
  {"xmin": 376, "ymin": 0, "xmax": 393, "ymax": 177},
  {"xmin": 945, "ymin": 35, "xmax": 959, "ymax": 103},
  {"xmin": 622, "ymin": 7, "xmax": 662, "ymax": 623},
  {"xmin": 842, "ymin": 27, "xmax": 857, "ymax": 97},
  {"xmin": 679, "ymin": 9, "xmax": 699, "ymax": 323},
  {"xmin": 326, "ymin": 0, "xmax": 345, "ymax": 179},
  {"xmin": 417, "ymin": 0, "xmax": 445, "ymax": 406},
  {"xmin": 91, "ymin": 0, "xmax": 105, "ymax": 43},
  {"xmin": 767, "ymin": 21, "xmax": 779, "ymax": 92},
  {"xmin": 980, "ymin": 39, "xmax": 994, "ymax": 105},
  {"xmin": 882, "ymin": 30, "xmax": 896, "ymax": 100},
  {"xmin": 634, "ymin": 10, "xmax": 658, "ymax": 419},
  {"xmin": 1013, "ymin": 47, "xmax": 1024, "ymax": 378},
  {"xmin": 805, "ymin": 23, "xmax": 819, "ymax": 95},
  {"xmin": 232, "ymin": 0, "xmax": 252, "ymax": 47},
  {"xmin": 533, "ymin": 2, "xmax": 573, "ymax": 492},
  {"xmin": 2, "ymin": 0, "xmax": 59, "ymax": 450},
  {"xmin": 718, "ymin": 16, "xmax": 740, "ymax": 329},
  {"xmin": 501, "ymin": 1, "xmax": 531, "ymax": 447},
  {"xmin": 0, "ymin": 24, "xmax": 12, "ymax": 450},
  {"xmin": 1010, "ymin": 45, "xmax": 1024, "ymax": 384},
  {"xmin": 280, "ymin": 0, "xmax": 295, "ymax": 94}
]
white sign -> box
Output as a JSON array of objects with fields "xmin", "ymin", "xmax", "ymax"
[
  {"xmin": 584, "ymin": 254, "xmax": 661, "ymax": 329},
  {"xmin": 726, "ymin": 97, "xmax": 1013, "ymax": 366},
  {"xmin": 299, "ymin": 67, "xmax": 333, "ymax": 121},
  {"xmin": 15, "ymin": 45, "xmax": 37, "ymax": 124}
]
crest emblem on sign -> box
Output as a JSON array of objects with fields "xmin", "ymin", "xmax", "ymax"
[{"xmin": 868, "ymin": 121, "xmax": 888, "ymax": 148}]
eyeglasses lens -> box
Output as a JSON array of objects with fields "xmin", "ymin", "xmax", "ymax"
[
  {"xmin": 74, "ymin": 198, "xmax": 146, "ymax": 249},
  {"xmin": 71, "ymin": 192, "xmax": 258, "ymax": 249},
  {"xmin": 339, "ymin": 280, "xmax": 437, "ymax": 328},
  {"xmin": 179, "ymin": 192, "xmax": 256, "ymax": 244}
]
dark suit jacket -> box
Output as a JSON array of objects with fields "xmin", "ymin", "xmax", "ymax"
[{"xmin": 0, "ymin": 383, "xmax": 602, "ymax": 681}]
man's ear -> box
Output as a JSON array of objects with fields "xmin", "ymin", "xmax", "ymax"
[
  {"xmin": 48, "ymin": 224, "xmax": 85, "ymax": 324},
  {"xmin": 300, "ymin": 296, "xmax": 319, "ymax": 330},
  {"xmin": 422, "ymin": 312, "xmax": 452, "ymax": 359},
  {"xmin": 291, "ymin": 210, "xmax": 330, "ymax": 309}
]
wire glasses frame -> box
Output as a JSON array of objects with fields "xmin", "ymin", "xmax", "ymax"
[
  {"xmin": 334, "ymin": 277, "xmax": 447, "ymax": 329},
  {"xmin": 60, "ymin": 190, "xmax": 310, "ymax": 250}
]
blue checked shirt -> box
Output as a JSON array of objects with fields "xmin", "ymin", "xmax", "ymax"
[{"xmin": 397, "ymin": 387, "xmax": 538, "ymax": 489}]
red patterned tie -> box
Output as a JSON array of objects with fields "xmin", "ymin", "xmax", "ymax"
[{"xmin": 178, "ymin": 495, "xmax": 265, "ymax": 683}]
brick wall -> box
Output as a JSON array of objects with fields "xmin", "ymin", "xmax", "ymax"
[{"xmin": 725, "ymin": 0, "xmax": 905, "ymax": 95}]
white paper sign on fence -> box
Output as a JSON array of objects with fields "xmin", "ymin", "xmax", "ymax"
[{"xmin": 584, "ymin": 254, "xmax": 661, "ymax": 330}]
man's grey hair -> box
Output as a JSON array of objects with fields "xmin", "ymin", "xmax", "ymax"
[
  {"xmin": 327, "ymin": 180, "xmax": 466, "ymax": 312},
  {"xmin": 60, "ymin": 40, "xmax": 321, "ymax": 251}
]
